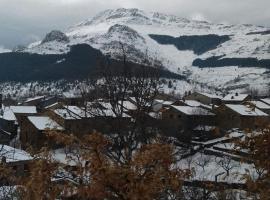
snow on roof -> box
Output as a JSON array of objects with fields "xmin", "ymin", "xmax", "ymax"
[
  {"xmin": 171, "ymin": 106, "xmax": 215, "ymax": 116},
  {"xmin": 178, "ymin": 152, "xmax": 256, "ymax": 184},
  {"xmin": 225, "ymin": 104, "xmax": 268, "ymax": 116},
  {"xmin": 119, "ymin": 100, "xmax": 137, "ymax": 111},
  {"xmin": 182, "ymin": 100, "xmax": 201, "ymax": 107},
  {"xmin": 10, "ymin": 106, "xmax": 37, "ymax": 114},
  {"xmin": 0, "ymin": 145, "xmax": 33, "ymax": 163},
  {"xmin": 154, "ymin": 99, "xmax": 174, "ymax": 106},
  {"xmin": 62, "ymin": 92, "xmax": 82, "ymax": 98},
  {"xmin": 1, "ymin": 107, "xmax": 16, "ymax": 121},
  {"xmin": 45, "ymin": 102, "xmax": 60, "ymax": 109},
  {"xmin": 28, "ymin": 116, "xmax": 64, "ymax": 131},
  {"xmin": 25, "ymin": 95, "xmax": 45, "ymax": 103},
  {"xmin": 64, "ymin": 106, "xmax": 92, "ymax": 118},
  {"xmin": 198, "ymin": 92, "xmax": 222, "ymax": 99},
  {"xmin": 247, "ymin": 101, "xmax": 270, "ymax": 110},
  {"xmin": 87, "ymin": 101, "xmax": 131, "ymax": 118},
  {"xmin": 223, "ymin": 94, "xmax": 249, "ymax": 101},
  {"xmin": 54, "ymin": 109, "xmax": 82, "ymax": 120},
  {"xmin": 260, "ymin": 98, "xmax": 270, "ymax": 106}
]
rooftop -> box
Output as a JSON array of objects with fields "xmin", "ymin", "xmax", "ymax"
[
  {"xmin": 261, "ymin": 98, "xmax": 270, "ymax": 106},
  {"xmin": 28, "ymin": 116, "xmax": 64, "ymax": 131},
  {"xmin": 0, "ymin": 145, "xmax": 33, "ymax": 163},
  {"xmin": 225, "ymin": 104, "xmax": 268, "ymax": 116},
  {"xmin": 54, "ymin": 108, "xmax": 82, "ymax": 120},
  {"xmin": 199, "ymin": 92, "xmax": 222, "ymax": 99},
  {"xmin": 154, "ymin": 99, "xmax": 174, "ymax": 106},
  {"xmin": 171, "ymin": 106, "xmax": 215, "ymax": 116},
  {"xmin": 118, "ymin": 100, "xmax": 137, "ymax": 111},
  {"xmin": 10, "ymin": 106, "xmax": 37, "ymax": 114},
  {"xmin": 25, "ymin": 95, "xmax": 45, "ymax": 103},
  {"xmin": 64, "ymin": 106, "xmax": 92, "ymax": 118},
  {"xmin": 247, "ymin": 101, "xmax": 270, "ymax": 110},
  {"xmin": 181, "ymin": 100, "xmax": 201, "ymax": 107},
  {"xmin": 223, "ymin": 93, "xmax": 249, "ymax": 101}
]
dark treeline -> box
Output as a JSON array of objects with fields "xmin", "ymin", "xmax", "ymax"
[
  {"xmin": 149, "ymin": 34, "xmax": 231, "ymax": 55},
  {"xmin": 193, "ymin": 56, "xmax": 270, "ymax": 69},
  {"xmin": 0, "ymin": 44, "xmax": 183, "ymax": 82}
]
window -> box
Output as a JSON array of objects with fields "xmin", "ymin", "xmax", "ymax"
[
  {"xmin": 178, "ymin": 115, "xmax": 181, "ymax": 119},
  {"xmin": 169, "ymin": 114, "xmax": 174, "ymax": 119}
]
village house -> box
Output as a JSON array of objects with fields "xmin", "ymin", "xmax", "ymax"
[
  {"xmin": 0, "ymin": 106, "xmax": 37, "ymax": 144},
  {"xmin": 0, "ymin": 111, "xmax": 18, "ymax": 144},
  {"xmin": 215, "ymin": 104, "xmax": 269, "ymax": 130},
  {"xmin": 161, "ymin": 105, "xmax": 216, "ymax": 139},
  {"xmin": 23, "ymin": 95, "xmax": 60, "ymax": 112},
  {"xmin": 46, "ymin": 105, "xmax": 94, "ymax": 136},
  {"xmin": 222, "ymin": 93, "xmax": 251, "ymax": 104},
  {"xmin": 20, "ymin": 116, "xmax": 64, "ymax": 150},
  {"xmin": 0, "ymin": 145, "xmax": 33, "ymax": 178},
  {"xmin": 185, "ymin": 92, "xmax": 222, "ymax": 105},
  {"xmin": 88, "ymin": 101, "xmax": 132, "ymax": 134},
  {"xmin": 8, "ymin": 106, "xmax": 37, "ymax": 126}
]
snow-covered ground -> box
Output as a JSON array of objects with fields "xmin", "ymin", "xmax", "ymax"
[{"xmin": 178, "ymin": 151, "xmax": 257, "ymax": 184}]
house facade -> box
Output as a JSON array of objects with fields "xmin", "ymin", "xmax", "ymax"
[{"xmin": 215, "ymin": 104, "xmax": 269, "ymax": 130}]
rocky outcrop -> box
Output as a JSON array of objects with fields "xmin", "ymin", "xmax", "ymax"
[{"xmin": 41, "ymin": 30, "xmax": 69, "ymax": 44}]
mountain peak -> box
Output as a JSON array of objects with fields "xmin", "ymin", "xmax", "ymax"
[{"xmin": 41, "ymin": 30, "xmax": 69, "ymax": 44}]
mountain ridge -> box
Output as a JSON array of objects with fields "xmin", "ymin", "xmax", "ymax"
[{"xmin": 1, "ymin": 8, "xmax": 270, "ymax": 93}]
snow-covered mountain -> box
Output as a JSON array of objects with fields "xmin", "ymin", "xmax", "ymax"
[{"xmin": 22, "ymin": 8, "xmax": 270, "ymax": 93}]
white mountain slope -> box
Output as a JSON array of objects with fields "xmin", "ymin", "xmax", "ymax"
[{"xmin": 23, "ymin": 8, "xmax": 270, "ymax": 93}]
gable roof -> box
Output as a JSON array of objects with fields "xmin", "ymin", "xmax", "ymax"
[
  {"xmin": 171, "ymin": 106, "xmax": 215, "ymax": 116},
  {"xmin": 154, "ymin": 99, "xmax": 174, "ymax": 106},
  {"xmin": 180, "ymin": 100, "xmax": 201, "ymax": 107},
  {"xmin": 1, "ymin": 107, "xmax": 16, "ymax": 121},
  {"xmin": 199, "ymin": 92, "xmax": 222, "ymax": 99},
  {"xmin": 225, "ymin": 104, "xmax": 268, "ymax": 116},
  {"xmin": 25, "ymin": 96, "xmax": 45, "ymax": 103},
  {"xmin": 10, "ymin": 106, "xmax": 37, "ymax": 114},
  {"xmin": 247, "ymin": 101, "xmax": 270, "ymax": 110},
  {"xmin": 64, "ymin": 106, "xmax": 92, "ymax": 118},
  {"xmin": 223, "ymin": 94, "xmax": 249, "ymax": 102},
  {"xmin": 0, "ymin": 145, "xmax": 33, "ymax": 163},
  {"xmin": 261, "ymin": 98, "xmax": 270, "ymax": 106},
  {"xmin": 54, "ymin": 108, "xmax": 82, "ymax": 120},
  {"xmin": 28, "ymin": 116, "xmax": 64, "ymax": 131}
]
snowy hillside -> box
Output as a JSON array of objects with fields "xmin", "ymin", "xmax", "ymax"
[{"xmin": 22, "ymin": 8, "xmax": 270, "ymax": 92}]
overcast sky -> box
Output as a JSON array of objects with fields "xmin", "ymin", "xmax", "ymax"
[{"xmin": 1, "ymin": 0, "xmax": 269, "ymax": 49}]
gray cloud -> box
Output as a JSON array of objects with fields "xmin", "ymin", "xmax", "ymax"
[{"xmin": 0, "ymin": 0, "xmax": 269, "ymax": 48}]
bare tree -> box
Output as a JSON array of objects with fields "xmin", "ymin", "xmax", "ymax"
[
  {"xmin": 73, "ymin": 43, "xmax": 162, "ymax": 164},
  {"xmin": 215, "ymin": 155, "xmax": 238, "ymax": 177}
]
